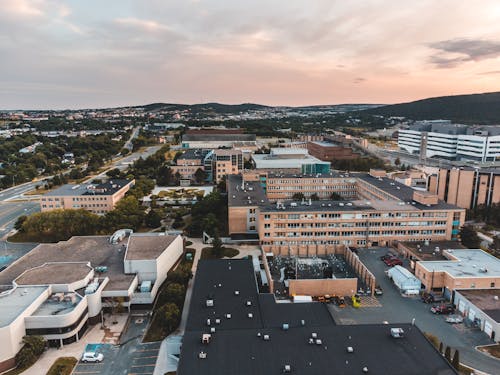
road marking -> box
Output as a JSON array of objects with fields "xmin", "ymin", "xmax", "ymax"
[
  {"xmin": 131, "ymin": 364, "xmax": 156, "ymax": 367},
  {"xmin": 73, "ymin": 371, "xmax": 101, "ymax": 374}
]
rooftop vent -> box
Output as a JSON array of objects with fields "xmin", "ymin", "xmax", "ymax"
[
  {"xmin": 206, "ymin": 319, "xmax": 211, "ymax": 326},
  {"xmin": 390, "ymin": 328, "xmax": 404, "ymax": 338},
  {"xmin": 206, "ymin": 299, "xmax": 214, "ymax": 307},
  {"xmin": 311, "ymin": 332, "xmax": 318, "ymax": 339},
  {"xmin": 284, "ymin": 364, "xmax": 291, "ymax": 373},
  {"xmin": 226, "ymin": 314, "xmax": 232, "ymax": 319},
  {"xmin": 263, "ymin": 334, "xmax": 270, "ymax": 341},
  {"xmin": 215, "ymin": 319, "xmax": 221, "ymax": 324},
  {"xmin": 234, "ymin": 290, "xmax": 240, "ymax": 295},
  {"xmin": 210, "ymin": 327, "xmax": 216, "ymax": 333},
  {"xmin": 315, "ymin": 339, "xmax": 323, "ymax": 345},
  {"xmin": 347, "ymin": 346, "xmax": 354, "ymax": 353},
  {"xmin": 362, "ymin": 367, "xmax": 369, "ymax": 373},
  {"xmin": 199, "ymin": 351, "xmax": 207, "ymax": 359},
  {"xmin": 282, "ymin": 323, "xmax": 289, "ymax": 331},
  {"xmin": 248, "ymin": 313, "xmax": 253, "ymax": 318},
  {"xmin": 246, "ymin": 300, "xmax": 252, "ymax": 306},
  {"xmin": 201, "ymin": 334, "xmax": 211, "ymax": 344}
]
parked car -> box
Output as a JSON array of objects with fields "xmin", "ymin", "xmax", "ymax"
[
  {"xmin": 380, "ymin": 254, "xmax": 393, "ymax": 261},
  {"xmin": 430, "ymin": 304, "xmax": 455, "ymax": 315},
  {"xmin": 374, "ymin": 286, "xmax": 383, "ymax": 296},
  {"xmin": 81, "ymin": 352, "xmax": 104, "ymax": 363},
  {"xmin": 421, "ymin": 292, "xmax": 445, "ymax": 304},
  {"xmin": 445, "ymin": 315, "xmax": 464, "ymax": 324},
  {"xmin": 384, "ymin": 257, "xmax": 403, "ymax": 267}
]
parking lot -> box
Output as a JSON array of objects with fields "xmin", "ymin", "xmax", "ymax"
[
  {"xmin": 72, "ymin": 315, "xmax": 161, "ymax": 375},
  {"xmin": 327, "ymin": 247, "xmax": 499, "ymax": 374}
]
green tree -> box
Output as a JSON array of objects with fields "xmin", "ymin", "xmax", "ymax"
[
  {"xmin": 15, "ymin": 347, "xmax": 35, "ymax": 369},
  {"xmin": 22, "ymin": 335, "xmax": 46, "ymax": 356},
  {"xmin": 160, "ymin": 303, "xmax": 181, "ymax": 333},
  {"xmin": 194, "ymin": 168, "xmax": 207, "ymax": 184},
  {"xmin": 145, "ymin": 210, "xmax": 162, "ymax": 228},
  {"xmin": 103, "ymin": 196, "xmax": 145, "ymax": 231},
  {"xmin": 157, "ymin": 165, "xmax": 173, "ymax": 186},
  {"xmin": 444, "ymin": 346, "xmax": 451, "ymax": 362},
  {"xmin": 165, "ymin": 283, "xmax": 186, "ymax": 307},
  {"xmin": 14, "ymin": 215, "xmax": 28, "ymax": 231},
  {"xmin": 489, "ymin": 235, "xmax": 500, "ymax": 256},
  {"xmin": 452, "ymin": 349, "xmax": 460, "ymax": 370},
  {"xmin": 459, "ymin": 225, "xmax": 481, "ymax": 248},
  {"xmin": 292, "ymin": 192, "xmax": 305, "ymax": 201},
  {"xmin": 106, "ymin": 168, "xmax": 121, "ymax": 178},
  {"xmin": 330, "ymin": 192, "xmax": 343, "ymax": 200},
  {"xmin": 211, "ymin": 231, "xmax": 224, "ymax": 258},
  {"xmin": 310, "ymin": 193, "xmax": 320, "ymax": 201},
  {"xmin": 168, "ymin": 264, "xmax": 192, "ymax": 285}
]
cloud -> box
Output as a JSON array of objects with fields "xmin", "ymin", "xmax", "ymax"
[
  {"xmin": 428, "ymin": 38, "xmax": 500, "ymax": 68},
  {"xmin": 477, "ymin": 70, "xmax": 500, "ymax": 75},
  {"xmin": 353, "ymin": 77, "xmax": 366, "ymax": 84},
  {"xmin": 114, "ymin": 17, "xmax": 171, "ymax": 33}
]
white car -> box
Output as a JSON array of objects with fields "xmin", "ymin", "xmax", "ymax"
[
  {"xmin": 445, "ymin": 315, "xmax": 464, "ymax": 324},
  {"xmin": 81, "ymin": 352, "xmax": 104, "ymax": 363}
]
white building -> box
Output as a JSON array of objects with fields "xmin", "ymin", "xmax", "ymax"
[
  {"xmin": 453, "ymin": 289, "xmax": 500, "ymax": 342},
  {"xmin": 398, "ymin": 121, "xmax": 500, "ymax": 162},
  {"xmin": 0, "ymin": 233, "xmax": 183, "ymax": 372},
  {"xmin": 252, "ymin": 148, "xmax": 331, "ymax": 172}
]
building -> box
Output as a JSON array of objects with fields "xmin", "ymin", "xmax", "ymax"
[
  {"xmin": 228, "ymin": 170, "xmax": 465, "ymax": 254},
  {"xmin": 40, "ymin": 179, "xmax": 134, "ymax": 214},
  {"xmin": 171, "ymin": 149, "xmax": 210, "ymax": 182},
  {"xmin": 171, "ymin": 149, "xmax": 243, "ymax": 183},
  {"xmin": 414, "ymin": 249, "xmax": 500, "ymax": 296},
  {"xmin": 398, "ymin": 121, "xmax": 500, "ymax": 162},
  {"xmin": 307, "ymin": 140, "xmax": 360, "ymax": 161},
  {"xmin": 181, "ymin": 129, "xmax": 256, "ymax": 149},
  {"xmin": 177, "ymin": 259, "xmax": 457, "ymax": 375},
  {"xmin": 252, "ymin": 148, "xmax": 330, "ymax": 173},
  {"xmin": 453, "ymin": 289, "xmax": 500, "ymax": 342},
  {"xmin": 0, "ymin": 232, "xmax": 183, "ymax": 372},
  {"xmin": 211, "ymin": 149, "xmax": 243, "ymax": 183},
  {"xmin": 428, "ymin": 167, "xmax": 500, "ymax": 209}
]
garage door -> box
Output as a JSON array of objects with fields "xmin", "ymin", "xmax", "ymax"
[
  {"xmin": 469, "ymin": 309, "xmax": 476, "ymax": 321},
  {"xmin": 458, "ymin": 300, "xmax": 465, "ymax": 313},
  {"xmin": 484, "ymin": 321, "xmax": 493, "ymax": 337}
]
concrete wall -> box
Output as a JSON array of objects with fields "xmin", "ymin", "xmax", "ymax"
[{"xmin": 288, "ymin": 278, "xmax": 358, "ymax": 297}]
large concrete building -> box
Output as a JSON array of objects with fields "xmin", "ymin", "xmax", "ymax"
[
  {"xmin": 177, "ymin": 259, "xmax": 457, "ymax": 375},
  {"xmin": 40, "ymin": 179, "xmax": 134, "ymax": 214},
  {"xmin": 398, "ymin": 121, "xmax": 500, "ymax": 162},
  {"xmin": 228, "ymin": 169, "xmax": 465, "ymax": 254},
  {"xmin": 181, "ymin": 129, "xmax": 256, "ymax": 149},
  {"xmin": 428, "ymin": 167, "xmax": 500, "ymax": 209},
  {"xmin": 414, "ymin": 249, "xmax": 500, "ymax": 295},
  {"xmin": 252, "ymin": 148, "xmax": 330, "ymax": 173},
  {"xmin": 0, "ymin": 232, "xmax": 183, "ymax": 371},
  {"xmin": 307, "ymin": 140, "xmax": 360, "ymax": 161}
]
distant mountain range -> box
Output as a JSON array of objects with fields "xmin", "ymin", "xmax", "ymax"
[{"xmin": 362, "ymin": 91, "xmax": 500, "ymax": 124}]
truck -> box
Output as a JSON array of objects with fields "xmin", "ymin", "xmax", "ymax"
[{"xmin": 421, "ymin": 292, "xmax": 445, "ymax": 304}]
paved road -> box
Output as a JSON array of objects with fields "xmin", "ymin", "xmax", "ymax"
[
  {"xmin": 328, "ymin": 247, "xmax": 499, "ymax": 375},
  {"xmin": 0, "ymin": 201, "xmax": 39, "ymax": 238},
  {"xmin": 123, "ymin": 126, "xmax": 141, "ymax": 151}
]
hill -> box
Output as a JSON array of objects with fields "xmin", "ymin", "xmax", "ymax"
[
  {"xmin": 136, "ymin": 102, "xmax": 269, "ymax": 114},
  {"xmin": 363, "ymin": 92, "xmax": 500, "ymax": 124}
]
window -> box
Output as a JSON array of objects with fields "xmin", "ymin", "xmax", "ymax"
[{"xmin": 491, "ymin": 282, "xmax": 495, "ymax": 288}]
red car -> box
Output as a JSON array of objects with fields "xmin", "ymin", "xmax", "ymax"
[
  {"xmin": 431, "ymin": 304, "xmax": 455, "ymax": 314},
  {"xmin": 384, "ymin": 257, "xmax": 403, "ymax": 267}
]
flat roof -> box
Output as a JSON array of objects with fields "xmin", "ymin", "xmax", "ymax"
[
  {"xmin": 400, "ymin": 241, "xmax": 466, "ymax": 261},
  {"xmin": 179, "ymin": 258, "xmax": 457, "ymax": 375},
  {"xmin": 252, "ymin": 154, "xmax": 328, "ymax": 170},
  {"xmin": 457, "ymin": 289, "xmax": 500, "ymax": 322},
  {"xmin": 419, "ymin": 249, "xmax": 500, "ymax": 278},
  {"xmin": 228, "ymin": 175, "xmax": 269, "ymax": 208},
  {"xmin": 177, "ymin": 149, "xmax": 210, "ymax": 160},
  {"xmin": 15, "ymin": 262, "xmax": 92, "ymax": 285},
  {"xmin": 0, "ymin": 286, "xmax": 47, "ymax": 327},
  {"xmin": 310, "ymin": 140, "xmax": 340, "ymax": 148},
  {"xmin": 0, "ymin": 236, "xmax": 134, "ymax": 292},
  {"xmin": 44, "ymin": 179, "xmax": 132, "ymax": 197},
  {"xmin": 125, "ymin": 234, "xmax": 178, "ymax": 260},
  {"xmin": 32, "ymin": 293, "xmax": 82, "ymax": 317}
]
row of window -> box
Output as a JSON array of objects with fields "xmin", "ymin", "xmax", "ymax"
[{"xmin": 263, "ymin": 229, "xmax": 446, "ymax": 237}]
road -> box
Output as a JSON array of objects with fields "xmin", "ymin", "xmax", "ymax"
[
  {"xmin": 123, "ymin": 126, "xmax": 141, "ymax": 151},
  {"xmin": 0, "ymin": 201, "xmax": 40, "ymax": 238}
]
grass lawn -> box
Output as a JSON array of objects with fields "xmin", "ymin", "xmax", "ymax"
[
  {"xmin": 46, "ymin": 357, "xmax": 78, "ymax": 375},
  {"xmin": 201, "ymin": 247, "xmax": 239, "ymax": 260},
  {"xmin": 477, "ymin": 343, "xmax": 500, "ymax": 359}
]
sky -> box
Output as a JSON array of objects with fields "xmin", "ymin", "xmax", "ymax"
[{"xmin": 1, "ymin": 0, "xmax": 500, "ymax": 109}]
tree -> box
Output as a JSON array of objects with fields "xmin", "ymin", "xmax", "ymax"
[
  {"xmin": 157, "ymin": 165, "xmax": 173, "ymax": 186},
  {"xmin": 15, "ymin": 347, "xmax": 35, "ymax": 369},
  {"xmin": 14, "ymin": 215, "xmax": 27, "ymax": 231},
  {"xmin": 103, "ymin": 196, "xmax": 145, "ymax": 231},
  {"xmin": 194, "ymin": 168, "xmax": 207, "ymax": 185},
  {"xmin": 452, "ymin": 349, "xmax": 460, "ymax": 370},
  {"xmin": 211, "ymin": 231, "xmax": 224, "ymax": 258},
  {"xmin": 292, "ymin": 192, "xmax": 305, "ymax": 201},
  {"xmin": 489, "ymin": 235, "xmax": 500, "ymax": 256},
  {"xmin": 444, "ymin": 346, "xmax": 451, "ymax": 362},
  {"xmin": 459, "ymin": 225, "xmax": 481, "ymax": 248},
  {"xmin": 330, "ymin": 192, "xmax": 343, "ymax": 200},
  {"xmin": 159, "ymin": 303, "xmax": 181, "ymax": 333},
  {"xmin": 106, "ymin": 168, "xmax": 121, "ymax": 178},
  {"xmin": 310, "ymin": 193, "xmax": 320, "ymax": 201},
  {"xmin": 145, "ymin": 210, "xmax": 162, "ymax": 228},
  {"xmin": 22, "ymin": 336, "xmax": 45, "ymax": 356},
  {"xmin": 395, "ymin": 157, "xmax": 401, "ymax": 166},
  {"xmin": 165, "ymin": 283, "xmax": 186, "ymax": 307}
]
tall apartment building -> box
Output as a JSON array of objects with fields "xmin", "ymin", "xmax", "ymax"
[
  {"xmin": 428, "ymin": 167, "xmax": 500, "ymax": 209},
  {"xmin": 40, "ymin": 179, "xmax": 134, "ymax": 214},
  {"xmin": 211, "ymin": 149, "xmax": 243, "ymax": 183},
  {"xmin": 398, "ymin": 121, "xmax": 500, "ymax": 162},
  {"xmin": 228, "ymin": 170, "xmax": 465, "ymax": 254}
]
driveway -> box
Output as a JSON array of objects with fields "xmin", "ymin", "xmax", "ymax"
[{"xmin": 328, "ymin": 247, "xmax": 499, "ymax": 374}]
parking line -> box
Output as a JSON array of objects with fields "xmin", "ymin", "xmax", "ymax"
[
  {"xmin": 131, "ymin": 364, "xmax": 156, "ymax": 367},
  {"xmin": 73, "ymin": 371, "xmax": 101, "ymax": 374}
]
